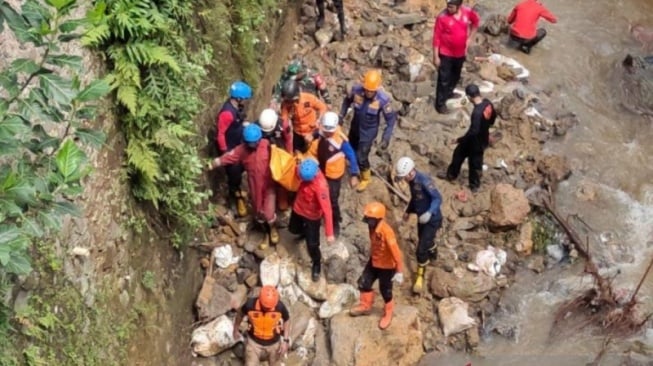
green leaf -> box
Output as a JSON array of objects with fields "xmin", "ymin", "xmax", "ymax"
[
  {"xmin": 0, "ymin": 70, "xmax": 19, "ymax": 97},
  {"xmin": 0, "ymin": 246, "xmax": 10, "ymax": 266},
  {"xmin": 2, "ymin": 177, "xmax": 37, "ymax": 205},
  {"xmin": 74, "ymin": 128, "xmax": 106, "ymax": 147},
  {"xmin": 21, "ymin": 0, "xmax": 50, "ymax": 28},
  {"xmin": 0, "ymin": 2, "xmax": 40, "ymax": 44},
  {"xmin": 26, "ymin": 124, "xmax": 60, "ymax": 153},
  {"xmin": 76, "ymin": 79, "xmax": 111, "ymax": 102},
  {"xmin": 18, "ymin": 98, "xmax": 49, "ymax": 123},
  {"xmin": 58, "ymin": 18, "xmax": 85, "ymax": 33},
  {"xmin": 0, "ymin": 226, "xmax": 21, "ymax": 245},
  {"xmin": 38, "ymin": 211, "xmax": 62, "ymax": 231},
  {"xmin": 0, "ymin": 198, "xmax": 23, "ymax": 217},
  {"xmin": 21, "ymin": 217, "xmax": 44, "ymax": 238},
  {"xmin": 51, "ymin": 200, "xmax": 81, "ymax": 217},
  {"xmin": 81, "ymin": 23, "xmax": 109, "ymax": 46},
  {"xmin": 10, "ymin": 58, "xmax": 41, "ymax": 75},
  {"xmin": 126, "ymin": 140, "xmax": 160, "ymax": 181},
  {"xmin": 55, "ymin": 139, "xmax": 87, "ymax": 182},
  {"xmin": 5, "ymin": 252, "xmax": 32, "ymax": 275},
  {"xmin": 39, "ymin": 72, "xmax": 75, "ymax": 105},
  {"xmin": 116, "ymin": 85, "xmax": 138, "ymax": 114},
  {"xmin": 45, "ymin": 54, "xmax": 82, "ymax": 69},
  {"xmin": 86, "ymin": 1, "xmax": 106, "ymax": 24},
  {"xmin": 0, "ymin": 115, "xmax": 30, "ymax": 139},
  {"xmin": 58, "ymin": 33, "xmax": 81, "ymax": 42},
  {"xmin": 45, "ymin": 0, "xmax": 73, "ymax": 11}
]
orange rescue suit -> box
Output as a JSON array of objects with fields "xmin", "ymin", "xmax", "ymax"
[
  {"xmin": 280, "ymin": 92, "xmax": 327, "ymax": 136},
  {"xmin": 370, "ymin": 220, "xmax": 403, "ymax": 272}
]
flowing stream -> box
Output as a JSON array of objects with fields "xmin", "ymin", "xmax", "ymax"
[{"xmin": 422, "ymin": 0, "xmax": 653, "ymax": 364}]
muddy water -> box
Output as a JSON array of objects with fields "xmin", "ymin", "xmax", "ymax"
[{"xmin": 423, "ymin": 0, "xmax": 653, "ymax": 365}]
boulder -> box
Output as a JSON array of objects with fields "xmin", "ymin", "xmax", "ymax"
[
  {"xmin": 488, "ymin": 183, "xmax": 531, "ymax": 228},
  {"xmin": 296, "ymin": 266, "xmax": 329, "ymax": 301},
  {"xmin": 537, "ymin": 154, "xmax": 572, "ymax": 187},
  {"xmin": 259, "ymin": 252, "xmax": 281, "ymax": 287},
  {"xmin": 279, "ymin": 283, "xmax": 320, "ymax": 308},
  {"xmin": 318, "ymin": 283, "xmax": 359, "ymax": 318},
  {"xmin": 195, "ymin": 276, "xmax": 233, "ymax": 321},
  {"xmin": 325, "ymin": 256, "xmax": 347, "ymax": 283},
  {"xmin": 289, "ymin": 301, "xmax": 314, "ymax": 346},
  {"xmin": 429, "ymin": 267, "xmax": 495, "ymax": 302},
  {"xmin": 329, "ymin": 305, "xmax": 423, "ymax": 366},
  {"xmin": 190, "ymin": 315, "xmax": 239, "ymax": 357},
  {"xmin": 360, "ymin": 22, "xmax": 381, "ymax": 37},
  {"xmin": 438, "ymin": 297, "xmax": 476, "ymax": 337},
  {"xmin": 315, "ymin": 27, "xmax": 334, "ymax": 48}
]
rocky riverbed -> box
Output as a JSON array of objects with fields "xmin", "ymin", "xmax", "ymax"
[{"xmin": 185, "ymin": 1, "xmax": 598, "ymax": 365}]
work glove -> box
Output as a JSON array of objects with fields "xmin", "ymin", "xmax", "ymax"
[
  {"xmin": 392, "ymin": 272, "xmax": 404, "ymax": 285},
  {"xmin": 418, "ymin": 211, "xmax": 432, "ymax": 224},
  {"xmin": 379, "ymin": 140, "xmax": 389, "ymax": 151}
]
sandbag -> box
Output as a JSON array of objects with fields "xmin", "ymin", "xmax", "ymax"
[
  {"xmin": 190, "ymin": 315, "xmax": 239, "ymax": 357},
  {"xmin": 438, "ymin": 297, "xmax": 476, "ymax": 337},
  {"xmin": 270, "ymin": 145, "xmax": 301, "ymax": 192},
  {"xmin": 260, "ymin": 252, "xmax": 281, "ymax": 287}
]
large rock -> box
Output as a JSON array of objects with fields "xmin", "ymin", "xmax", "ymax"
[
  {"xmin": 438, "ymin": 297, "xmax": 476, "ymax": 337},
  {"xmin": 318, "ymin": 283, "xmax": 359, "ymax": 319},
  {"xmin": 325, "ymin": 256, "xmax": 347, "ymax": 283},
  {"xmin": 190, "ymin": 315, "xmax": 239, "ymax": 357},
  {"xmin": 360, "ymin": 22, "xmax": 381, "ymax": 37},
  {"xmin": 279, "ymin": 283, "xmax": 320, "ymax": 309},
  {"xmin": 537, "ymin": 154, "xmax": 572, "ymax": 187},
  {"xmin": 296, "ymin": 267, "xmax": 329, "ymax": 300},
  {"xmin": 429, "ymin": 267, "xmax": 495, "ymax": 302},
  {"xmin": 488, "ymin": 183, "xmax": 531, "ymax": 228},
  {"xmin": 329, "ymin": 305, "xmax": 423, "ymax": 366},
  {"xmin": 289, "ymin": 301, "xmax": 314, "ymax": 346},
  {"xmin": 195, "ymin": 276, "xmax": 233, "ymax": 321}
]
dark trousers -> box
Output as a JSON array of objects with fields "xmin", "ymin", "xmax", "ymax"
[
  {"xmin": 446, "ymin": 144, "xmax": 484, "ymax": 189},
  {"xmin": 327, "ymin": 178, "xmax": 342, "ymax": 235},
  {"xmin": 435, "ymin": 54, "xmax": 466, "ymax": 111},
  {"xmin": 316, "ymin": 0, "xmax": 345, "ymax": 29},
  {"xmin": 510, "ymin": 29, "xmax": 547, "ymax": 53},
  {"xmin": 416, "ymin": 217, "xmax": 441, "ymax": 266},
  {"xmin": 348, "ymin": 127, "xmax": 373, "ymax": 171},
  {"xmin": 358, "ymin": 261, "xmax": 395, "ymax": 302},
  {"xmin": 292, "ymin": 131, "xmax": 309, "ymax": 154},
  {"xmin": 225, "ymin": 164, "xmax": 244, "ymax": 198},
  {"xmin": 289, "ymin": 211, "xmax": 322, "ymax": 264}
]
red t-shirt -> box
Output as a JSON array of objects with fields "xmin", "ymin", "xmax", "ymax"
[
  {"xmin": 507, "ymin": 0, "xmax": 557, "ymax": 39},
  {"xmin": 432, "ymin": 6, "xmax": 480, "ymax": 58}
]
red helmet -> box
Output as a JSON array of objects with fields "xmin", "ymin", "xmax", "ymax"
[{"xmin": 259, "ymin": 286, "xmax": 279, "ymax": 309}]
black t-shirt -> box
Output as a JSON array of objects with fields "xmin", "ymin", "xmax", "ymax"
[
  {"xmin": 459, "ymin": 98, "xmax": 496, "ymax": 151},
  {"xmin": 241, "ymin": 297, "xmax": 290, "ymax": 345}
]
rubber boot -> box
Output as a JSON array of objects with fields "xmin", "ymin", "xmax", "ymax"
[
  {"xmin": 412, "ymin": 266, "xmax": 425, "ymax": 294},
  {"xmin": 316, "ymin": 0, "xmax": 325, "ymax": 29},
  {"xmin": 235, "ymin": 191, "xmax": 247, "ymax": 217},
  {"xmin": 258, "ymin": 223, "xmax": 271, "ymax": 250},
  {"xmin": 378, "ymin": 300, "xmax": 394, "ymax": 330},
  {"xmin": 269, "ymin": 223, "xmax": 280, "ymax": 245},
  {"xmin": 311, "ymin": 262, "xmax": 321, "ymax": 282},
  {"xmin": 349, "ymin": 291, "xmax": 374, "ymax": 316},
  {"xmin": 356, "ymin": 169, "xmax": 371, "ymax": 192}
]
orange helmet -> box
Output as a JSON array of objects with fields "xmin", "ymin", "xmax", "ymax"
[
  {"xmin": 363, "ymin": 202, "xmax": 386, "ymax": 219},
  {"xmin": 362, "ymin": 70, "xmax": 382, "ymax": 91},
  {"xmin": 259, "ymin": 285, "xmax": 279, "ymax": 309}
]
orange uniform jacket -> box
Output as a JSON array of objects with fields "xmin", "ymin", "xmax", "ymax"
[
  {"xmin": 370, "ymin": 220, "xmax": 403, "ymax": 272},
  {"xmin": 280, "ymin": 92, "xmax": 327, "ymax": 136},
  {"xmin": 292, "ymin": 170, "xmax": 334, "ymax": 237}
]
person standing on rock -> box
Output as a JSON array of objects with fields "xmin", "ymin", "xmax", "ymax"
[
  {"xmin": 437, "ymin": 84, "xmax": 496, "ymax": 192},
  {"xmin": 316, "ymin": 0, "xmax": 346, "ymax": 38},
  {"xmin": 307, "ymin": 111, "xmax": 360, "ymax": 237},
  {"xmin": 350, "ymin": 202, "xmax": 404, "ymax": 330},
  {"xmin": 272, "ymin": 59, "xmax": 332, "ymax": 109},
  {"xmin": 210, "ymin": 124, "xmax": 280, "ymax": 250},
  {"xmin": 339, "ymin": 69, "xmax": 396, "ymax": 192},
  {"xmin": 289, "ymin": 158, "xmax": 335, "ymax": 282},
  {"xmin": 232, "ymin": 286, "xmax": 291, "ymax": 366},
  {"xmin": 394, "ymin": 157, "xmax": 443, "ymax": 294},
  {"xmin": 216, "ymin": 81, "xmax": 253, "ymax": 217},
  {"xmin": 432, "ymin": 0, "xmax": 480, "ymax": 114},
  {"xmin": 280, "ymin": 80, "xmax": 328, "ymax": 154},
  {"xmin": 507, "ymin": 0, "xmax": 557, "ymax": 54}
]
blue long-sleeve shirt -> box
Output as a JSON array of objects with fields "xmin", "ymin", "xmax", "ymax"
[
  {"xmin": 341, "ymin": 140, "xmax": 360, "ymax": 175},
  {"xmin": 340, "ymin": 85, "xmax": 396, "ymax": 145},
  {"xmin": 406, "ymin": 171, "xmax": 442, "ymax": 221}
]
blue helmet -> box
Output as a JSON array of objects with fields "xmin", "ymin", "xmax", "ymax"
[
  {"xmin": 230, "ymin": 81, "xmax": 252, "ymax": 100},
  {"xmin": 243, "ymin": 123, "xmax": 262, "ymax": 143},
  {"xmin": 298, "ymin": 158, "xmax": 319, "ymax": 182}
]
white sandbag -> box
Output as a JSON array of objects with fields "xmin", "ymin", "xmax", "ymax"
[
  {"xmin": 213, "ymin": 245, "xmax": 239, "ymax": 269},
  {"xmin": 469, "ymin": 245, "xmax": 507, "ymax": 277},
  {"xmin": 488, "ymin": 53, "xmax": 530, "ymax": 79},
  {"xmin": 438, "ymin": 297, "xmax": 476, "ymax": 337},
  {"xmin": 279, "ymin": 257, "xmax": 296, "ymax": 286},
  {"xmin": 260, "ymin": 252, "xmax": 281, "ymax": 287},
  {"xmin": 478, "ymin": 80, "xmax": 495, "ymax": 94},
  {"xmin": 190, "ymin": 315, "xmax": 239, "ymax": 357},
  {"xmin": 318, "ymin": 284, "xmax": 359, "ymax": 319},
  {"xmin": 279, "ymin": 283, "xmax": 320, "ymax": 309}
]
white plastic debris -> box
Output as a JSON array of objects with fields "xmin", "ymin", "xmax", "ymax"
[
  {"xmin": 260, "ymin": 253, "xmax": 281, "ymax": 287},
  {"xmin": 438, "ymin": 297, "xmax": 477, "ymax": 337},
  {"xmin": 71, "ymin": 247, "xmax": 90, "ymax": 257},
  {"xmin": 468, "ymin": 246, "xmax": 507, "ymax": 277},
  {"xmin": 478, "ymin": 80, "xmax": 495, "ymax": 94},
  {"xmin": 487, "ymin": 53, "xmax": 530, "ymax": 79},
  {"xmin": 212, "ymin": 245, "xmax": 240, "ymax": 269},
  {"xmin": 190, "ymin": 315, "xmax": 239, "ymax": 357}
]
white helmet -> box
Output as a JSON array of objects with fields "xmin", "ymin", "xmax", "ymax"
[
  {"xmin": 259, "ymin": 108, "xmax": 278, "ymax": 133},
  {"xmin": 321, "ymin": 112, "xmax": 339, "ymax": 132},
  {"xmin": 395, "ymin": 157, "xmax": 415, "ymax": 177}
]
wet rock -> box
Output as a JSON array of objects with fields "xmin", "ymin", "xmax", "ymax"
[
  {"xmin": 575, "ymin": 180, "xmax": 597, "ymax": 201},
  {"xmin": 438, "ymin": 297, "xmax": 476, "ymax": 337},
  {"xmin": 360, "ymin": 22, "xmax": 381, "ymax": 37},
  {"xmin": 329, "ymin": 305, "xmax": 423, "ymax": 366},
  {"xmin": 488, "ymin": 183, "xmax": 531, "ymax": 228},
  {"xmin": 325, "ymin": 256, "xmax": 347, "ymax": 283},
  {"xmin": 191, "ymin": 315, "xmax": 238, "ymax": 357},
  {"xmin": 516, "ymin": 221, "xmax": 534, "ymax": 255},
  {"xmin": 297, "ymin": 267, "xmax": 328, "ymax": 300},
  {"xmin": 482, "ymin": 14, "xmax": 508, "ymax": 36},
  {"xmin": 527, "ymin": 255, "xmax": 545, "ymax": 273},
  {"xmin": 537, "ymin": 154, "xmax": 572, "ymax": 187},
  {"xmin": 196, "ymin": 276, "xmax": 233, "ymax": 321},
  {"xmin": 318, "ymin": 283, "xmax": 358, "ymax": 318}
]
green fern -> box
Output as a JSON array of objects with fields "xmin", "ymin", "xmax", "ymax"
[
  {"xmin": 126, "ymin": 139, "xmax": 159, "ymax": 182},
  {"xmin": 116, "ymin": 85, "xmax": 137, "ymax": 114}
]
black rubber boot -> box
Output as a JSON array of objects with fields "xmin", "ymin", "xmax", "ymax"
[
  {"xmin": 311, "ymin": 262, "xmax": 321, "ymax": 282},
  {"xmin": 316, "ymin": 0, "xmax": 325, "ymax": 29}
]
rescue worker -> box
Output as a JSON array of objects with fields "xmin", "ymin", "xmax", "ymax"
[
  {"xmin": 349, "ymin": 202, "xmax": 404, "ymax": 330},
  {"xmin": 233, "ymin": 285, "xmax": 290, "ymax": 366},
  {"xmin": 280, "ymin": 80, "xmax": 328, "ymax": 154},
  {"xmin": 339, "ymin": 70, "xmax": 396, "ymax": 192},
  {"xmin": 289, "ymin": 158, "xmax": 335, "ymax": 282},
  {"xmin": 394, "ymin": 157, "xmax": 443, "ymax": 294},
  {"xmin": 216, "ymin": 81, "xmax": 253, "ymax": 216},
  {"xmin": 307, "ymin": 111, "xmax": 360, "ymax": 237},
  {"xmin": 257, "ymin": 108, "xmax": 292, "ymax": 217},
  {"xmin": 316, "ymin": 0, "xmax": 346, "ymax": 37},
  {"xmin": 210, "ymin": 124, "xmax": 279, "ymax": 249},
  {"xmin": 272, "ymin": 59, "xmax": 331, "ymax": 108},
  {"xmin": 432, "ymin": 0, "xmax": 480, "ymax": 114},
  {"xmin": 438, "ymin": 84, "xmax": 497, "ymax": 192},
  {"xmin": 507, "ymin": 0, "xmax": 557, "ymax": 54}
]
